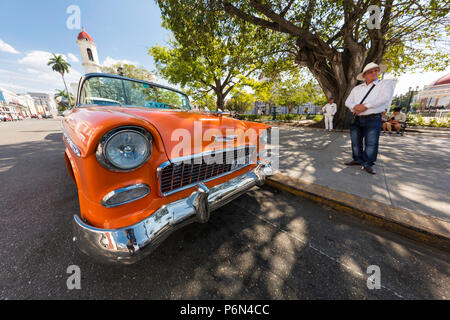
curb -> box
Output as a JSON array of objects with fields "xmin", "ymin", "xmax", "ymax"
[{"xmin": 266, "ymin": 174, "xmax": 450, "ymax": 252}]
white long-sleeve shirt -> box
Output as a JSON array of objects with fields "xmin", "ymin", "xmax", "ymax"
[
  {"xmin": 345, "ymin": 79, "xmax": 394, "ymax": 116},
  {"xmin": 322, "ymin": 103, "xmax": 337, "ymax": 116}
]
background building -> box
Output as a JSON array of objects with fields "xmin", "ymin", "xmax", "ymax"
[
  {"xmin": 0, "ymin": 87, "xmax": 32, "ymax": 119},
  {"xmin": 17, "ymin": 94, "xmax": 38, "ymax": 116},
  {"xmin": 71, "ymin": 28, "xmax": 102, "ymax": 94},
  {"xmin": 417, "ymin": 74, "xmax": 450, "ymax": 111},
  {"xmin": 27, "ymin": 92, "xmax": 57, "ymax": 116},
  {"xmin": 249, "ymin": 101, "xmax": 321, "ymax": 115},
  {"xmin": 77, "ymin": 27, "xmax": 101, "ymax": 73}
]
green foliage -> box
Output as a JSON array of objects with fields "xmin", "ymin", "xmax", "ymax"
[
  {"xmin": 416, "ymin": 115, "xmax": 426, "ymax": 126},
  {"xmin": 313, "ymin": 114, "xmax": 324, "ymax": 122},
  {"xmin": 239, "ymin": 114, "xmax": 312, "ymax": 122},
  {"xmin": 239, "ymin": 114, "xmax": 262, "ymax": 121},
  {"xmin": 102, "ymin": 63, "xmax": 155, "ymax": 82},
  {"xmin": 47, "ymin": 54, "xmax": 70, "ymax": 75},
  {"xmin": 251, "ymin": 69, "xmax": 326, "ymax": 112},
  {"xmin": 225, "ymin": 89, "xmax": 254, "ymax": 113},
  {"xmin": 48, "ymin": 54, "xmax": 72, "ymax": 108},
  {"xmin": 213, "ymin": 0, "xmax": 449, "ymax": 128},
  {"xmin": 391, "ymin": 89, "xmax": 419, "ymax": 110},
  {"xmin": 271, "ymin": 72, "xmax": 311, "ymax": 112},
  {"xmin": 188, "ymin": 90, "xmax": 217, "ymax": 111},
  {"xmin": 218, "ymin": 0, "xmax": 449, "ymax": 75},
  {"xmin": 83, "ymin": 76, "xmax": 189, "ymax": 109},
  {"xmin": 150, "ymin": 0, "xmax": 289, "ymax": 109},
  {"xmin": 406, "ymin": 115, "xmax": 450, "ymax": 128},
  {"xmin": 429, "ymin": 118, "xmax": 438, "ymax": 127}
]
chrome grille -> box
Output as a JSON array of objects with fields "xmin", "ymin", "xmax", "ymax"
[{"xmin": 159, "ymin": 146, "xmax": 256, "ymax": 196}]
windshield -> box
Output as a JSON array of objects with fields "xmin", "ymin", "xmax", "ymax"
[{"xmin": 79, "ymin": 76, "xmax": 191, "ymax": 110}]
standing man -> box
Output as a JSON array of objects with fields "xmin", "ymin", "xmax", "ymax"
[
  {"xmin": 344, "ymin": 62, "xmax": 394, "ymax": 174},
  {"xmin": 322, "ymin": 98, "xmax": 337, "ymax": 131}
]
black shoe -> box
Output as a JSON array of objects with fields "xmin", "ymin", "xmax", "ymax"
[
  {"xmin": 345, "ymin": 160, "xmax": 361, "ymax": 166},
  {"xmin": 364, "ymin": 166, "xmax": 376, "ymax": 174}
]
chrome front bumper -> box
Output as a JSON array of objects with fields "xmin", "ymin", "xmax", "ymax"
[{"xmin": 73, "ymin": 162, "xmax": 273, "ymax": 264}]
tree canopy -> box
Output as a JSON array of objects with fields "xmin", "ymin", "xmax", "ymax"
[
  {"xmin": 225, "ymin": 89, "xmax": 255, "ymax": 113},
  {"xmin": 178, "ymin": 0, "xmax": 450, "ymax": 127},
  {"xmin": 150, "ymin": 0, "xmax": 288, "ymax": 110},
  {"xmin": 102, "ymin": 63, "xmax": 155, "ymax": 82},
  {"xmin": 251, "ymin": 70, "xmax": 327, "ymax": 112},
  {"xmin": 48, "ymin": 54, "xmax": 72, "ymax": 108}
]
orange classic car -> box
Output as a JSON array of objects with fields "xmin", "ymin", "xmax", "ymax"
[{"xmin": 63, "ymin": 73, "xmax": 273, "ymax": 264}]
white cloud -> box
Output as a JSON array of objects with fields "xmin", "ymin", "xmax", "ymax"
[
  {"xmin": 102, "ymin": 56, "xmax": 138, "ymax": 67},
  {"xmin": 387, "ymin": 66, "xmax": 450, "ymax": 95},
  {"xmin": 19, "ymin": 51, "xmax": 61, "ymax": 70},
  {"xmin": 0, "ymin": 50, "xmax": 84, "ymax": 94},
  {"xmin": 0, "ymin": 39, "xmax": 20, "ymax": 54},
  {"xmin": 67, "ymin": 53, "xmax": 79, "ymax": 63}
]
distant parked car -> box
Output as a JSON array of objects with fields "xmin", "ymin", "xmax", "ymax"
[{"xmin": 1, "ymin": 114, "xmax": 12, "ymax": 121}]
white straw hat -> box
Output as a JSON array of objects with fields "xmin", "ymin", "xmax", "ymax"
[{"xmin": 357, "ymin": 62, "xmax": 387, "ymax": 81}]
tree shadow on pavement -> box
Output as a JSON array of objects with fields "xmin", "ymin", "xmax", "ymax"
[{"xmin": 1, "ymin": 132, "xmax": 449, "ymax": 300}]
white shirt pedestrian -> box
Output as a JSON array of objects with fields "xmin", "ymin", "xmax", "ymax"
[
  {"xmin": 345, "ymin": 79, "xmax": 394, "ymax": 116},
  {"xmin": 322, "ymin": 101, "xmax": 337, "ymax": 131}
]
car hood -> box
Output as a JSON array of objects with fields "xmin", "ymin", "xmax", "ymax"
[
  {"xmin": 120, "ymin": 107, "xmax": 259, "ymax": 158},
  {"xmin": 63, "ymin": 106, "xmax": 268, "ymax": 160}
]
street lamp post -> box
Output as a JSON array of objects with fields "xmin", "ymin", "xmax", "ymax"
[{"xmin": 406, "ymin": 87, "xmax": 413, "ymax": 113}]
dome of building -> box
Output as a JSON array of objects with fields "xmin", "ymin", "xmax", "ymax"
[
  {"xmin": 77, "ymin": 28, "xmax": 94, "ymax": 42},
  {"xmin": 432, "ymin": 74, "xmax": 450, "ymax": 86}
]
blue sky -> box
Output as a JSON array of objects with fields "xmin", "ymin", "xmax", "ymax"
[
  {"xmin": 0, "ymin": 0, "xmax": 448, "ymax": 96},
  {"xmin": 0, "ymin": 0, "xmax": 171, "ymax": 93}
]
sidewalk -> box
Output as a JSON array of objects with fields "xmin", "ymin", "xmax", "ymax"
[{"xmin": 267, "ymin": 127, "xmax": 450, "ymax": 247}]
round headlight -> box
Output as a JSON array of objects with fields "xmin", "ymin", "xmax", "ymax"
[{"xmin": 97, "ymin": 127, "xmax": 152, "ymax": 171}]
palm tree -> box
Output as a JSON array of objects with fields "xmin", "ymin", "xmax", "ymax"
[{"xmin": 48, "ymin": 54, "xmax": 72, "ymax": 108}]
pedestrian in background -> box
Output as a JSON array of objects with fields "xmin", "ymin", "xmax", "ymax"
[
  {"xmin": 344, "ymin": 62, "xmax": 394, "ymax": 175},
  {"xmin": 385, "ymin": 107, "xmax": 406, "ymax": 135},
  {"xmin": 322, "ymin": 98, "xmax": 337, "ymax": 131}
]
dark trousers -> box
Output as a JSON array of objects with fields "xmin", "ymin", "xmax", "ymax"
[{"xmin": 350, "ymin": 113, "xmax": 382, "ymax": 167}]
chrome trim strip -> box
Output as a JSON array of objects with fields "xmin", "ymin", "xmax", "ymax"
[
  {"xmin": 101, "ymin": 183, "xmax": 151, "ymax": 208},
  {"xmin": 73, "ymin": 162, "xmax": 273, "ymax": 264},
  {"xmin": 62, "ymin": 129, "xmax": 81, "ymax": 157}
]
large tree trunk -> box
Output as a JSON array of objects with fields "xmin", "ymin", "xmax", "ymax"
[
  {"xmin": 220, "ymin": 0, "xmax": 391, "ymax": 128},
  {"xmin": 215, "ymin": 91, "xmax": 225, "ymax": 111},
  {"xmin": 295, "ymin": 40, "xmax": 375, "ymax": 129}
]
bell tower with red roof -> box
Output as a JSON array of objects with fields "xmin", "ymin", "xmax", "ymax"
[{"xmin": 76, "ymin": 27, "xmax": 101, "ymax": 74}]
